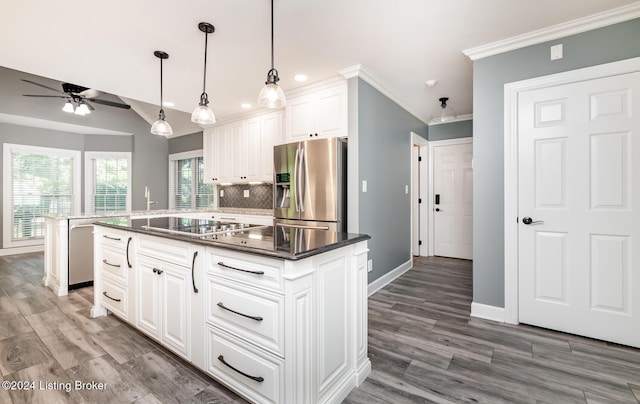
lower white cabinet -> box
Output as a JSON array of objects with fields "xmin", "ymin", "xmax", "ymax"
[
  {"xmin": 92, "ymin": 225, "xmax": 369, "ymax": 403},
  {"xmin": 136, "ymin": 254, "xmax": 191, "ymax": 360}
]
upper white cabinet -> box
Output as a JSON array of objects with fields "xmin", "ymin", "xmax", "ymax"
[
  {"xmin": 203, "ymin": 111, "xmax": 283, "ymax": 184},
  {"xmin": 285, "ymin": 82, "xmax": 348, "ymax": 142}
]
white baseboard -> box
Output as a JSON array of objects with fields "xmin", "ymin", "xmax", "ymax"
[
  {"xmin": 0, "ymin": 245, "xmax": 44, "ymax": 256},
  {"xmin": 368, "ymin": 259, "xmax": 412, "ymax": 297},
  {"xmin": 470, "ymin": 302, "xmax": 506, "ymax": 323}
]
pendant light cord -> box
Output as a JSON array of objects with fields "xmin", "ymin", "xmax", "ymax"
[
  {"xmin": 159, "ymin": 58, "xmax": 165, "ymax": 117},
  {"xmin": 270, "ymin": 0, "xmax": 274, "ymax": 70},
  {"xmin": 202, "ymin": 30, "xmax": 208, "ymax": 95}
]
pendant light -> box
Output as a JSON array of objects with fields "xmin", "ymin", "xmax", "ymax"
[
  {"xmin": 431, "ymin": 97, "xmax": 457, "ymax": 123},
  {"xmin": 150, "ymin": 50, "xmax": 173, "ymax": 137},
  {"xmin": 258, "ymin": 0, "xmax": 286, "ymax": 108},
  {"xmin": 191, "ymin": 22, "xmax": 216, "ymax": 125}
]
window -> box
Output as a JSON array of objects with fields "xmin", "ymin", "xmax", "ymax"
[
  {"xmin": 3, "ymin": 143, "xmax": 81, "ymax": 248},
  {"xmin": 169, "ymin": 150, "xmax": 215, "ymax": 209},
  {"xmin": 84, "ymin": 152, "xmax": 132, "ymax": 214}
]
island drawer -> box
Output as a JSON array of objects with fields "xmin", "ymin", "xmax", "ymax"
[
  {"xmin": 100, "ymin": 279, "xmax": 128, "ymax": 320},
  {"xmin": 206, "ymin": 276, "xmax": 284, "ymax": 356},
  {"xmin": 138, "ymin": 234, "xmax": 193, "ymax": 267},
  {"xmin": 100, "ymin": 246, "xmax": 129, "ymax": 283},
  {"xmin": 207, "ymin": 326, "xmax": 283, "ymax": 404},
  {"xmin": 206, "ymin": 248, "xmax": 284, "ymax": 293},
  {"xmin": 100, "ymin": 229, "xmax": 133, "ymax": 251}
]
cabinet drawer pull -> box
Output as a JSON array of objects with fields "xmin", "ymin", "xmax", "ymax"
[
  {"xmin": 219, "ymin": 217, "xmax": 236, "ymax": 221},
  {"xmin": 103, "ymin": 235, "xmax": 121, "ymax": 241},
  {"xmin": 102, "ymin": 259, "xmax": 121, "ymax": 268},
  {"xmin": 217, "ymin": 302, "xmax": 263, "ymax": 322},
  {"xmin": 126, "ymin": 237, "xmax": 132, "ymax": 268},
  {"xmin": 217, "ymin": 261, "xmax": 264, "ymax": 275},
  {"xmin": 102, "ymin": 291, "xmax": 121, "ymax": 302},
  {"xmin": 192, "ymin": 251, "xmax": 199, "ymax": 293},
  {"xmin": 217, "ymin": 355, "xmax": 264, "ymax": 383}
]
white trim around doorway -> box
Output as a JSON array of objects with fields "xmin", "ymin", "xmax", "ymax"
[{"xmin": 503, "ymin": 56, "xmax": 640, "ymax": 325}]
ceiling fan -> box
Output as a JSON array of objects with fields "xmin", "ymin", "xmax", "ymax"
[{"xmin": 21, "ymin": 78, "xmax": 131, "ymax": 115}]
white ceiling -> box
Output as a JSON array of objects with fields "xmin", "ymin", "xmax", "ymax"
[{"xmin": 0, "ymin": 0, "xmax": 637, "ymax": 130}]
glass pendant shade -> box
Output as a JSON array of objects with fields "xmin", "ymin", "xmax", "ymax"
[
  {"xmin": 62, "ymin": 101, "xmax": 74, "ymax": 113},
  {"xmin": 191, "ymin": 103, "xmax": 216, "ymax": 125},
  {"xmin": 258, "ymin": 82, "xmax": 286, "ymax": 108},
  {"xmin": 151, "ymin": 117, "xmax": 173, "ymax": 137},
  {"xmin": 430, "ymin": 97, "xmax": 457, "ymax": 123}
]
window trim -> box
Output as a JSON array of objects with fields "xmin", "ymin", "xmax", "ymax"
[
  {"xmin": 169, "ymin": 149, "xmax": 215, "ymax": 210},
  {"xmin": 3, "ymin": 143, "xmax": 81, "ymax": 249},
  {"xmin": 84, "ymin": 151, "xmax": 132, "ymax": 214}
]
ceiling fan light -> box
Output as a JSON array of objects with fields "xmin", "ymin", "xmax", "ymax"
[
  {"xmin": 258, "ymin": 83, "xmax": 286, "ymax": 108},
  {"xmin": 151, "ymin": 117, "xmax": 173, "ymax": 137},
  {"xmin": 191, "ymin": 104, "xmax": 216, "ymax": 125},
  {"xmin": 62, "ymin": 101, "xmax": 74, "ymax": 113},
  {"xmin": 78, "ymin": 103, "xmax": 91, "ymax": 115}
]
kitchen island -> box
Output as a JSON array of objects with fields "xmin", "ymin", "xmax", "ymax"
[{"xmin": 91, "ymin": 216, "xmax": 371, "ymax": 404}]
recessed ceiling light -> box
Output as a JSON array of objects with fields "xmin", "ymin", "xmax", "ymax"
[
  {"xmin": 241, "ymin": 103, "xmax": 252, "ymax": 109},
  {"xmin": 163, "ymin": 101, "xmax": 175, "ymax": 107},
  {"xmin": 294, "ymin": 74, "xmax": 308, "ymax": 82},
  {"xmin": 425, "ymin": 79, "xmax": 438, "ymax": 87}
]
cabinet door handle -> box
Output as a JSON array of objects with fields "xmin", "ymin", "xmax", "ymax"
[
  {"xmin": 103, "ymin": 235, "xmax": 121, "ymax": 241},
  {"xmin": 191, "ymin": 251, "xmax": 199, "ymax": 293},
  {"xmin": 217, "ymin": 302, "xmax": 263, "ymax": 322},
  {"xmin": 102, "ymin": 259, "xmax": 121, "ymax": 268},
  {"xmin": 126, "ymin": 237, "xmax": 132, "ymax": 268},
  {"xmin": 157, "ymin": 269, "xmax": 163, "ymax": 275},
  {"xmin": 217, "ymin": 355, "xmax": 264, "ymax": 383},
  {"xmin": 102, "ymin": 291, "xmax": 121, "ymax": 302},
  {"xmin": 217, "ymin": 261, "xmax": 264, "ymax": 275}
]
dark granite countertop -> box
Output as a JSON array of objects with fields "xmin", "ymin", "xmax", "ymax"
[{"xmin": 94, "ymin": 216, "xmax": 370, "ymax": 261}]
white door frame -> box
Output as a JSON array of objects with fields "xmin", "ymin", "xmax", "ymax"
[
  {"xmin": 428, "ymin": 137, "xmax": 473, "ymax": 257},
  {"xmin": 503, "ymin": 56, "xmax": 640, "ymax": 325},
  {"xmin": 411, "ymin": 132, "xmax": 429, "ymax": 257}
]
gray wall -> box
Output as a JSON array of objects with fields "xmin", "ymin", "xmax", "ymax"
[
  {"xmin": 168, "ymin": 132, "xmax": 203, "ymax": 155},
  {"xmin": 0, "ymin": 66, "xmax": 170, "ymax": 251},
  {"xmin": 353, "ymin": 78, "xmax": 428, "ymax": 282},
  {"xmin": 473, "ymin": 18, "xmax": 640, "ymax": 307},
  {"xmin": 428, "ymin": 119, "xmax": 472, "ymax": 141}
]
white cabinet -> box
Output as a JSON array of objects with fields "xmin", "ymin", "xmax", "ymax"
[
  {"xmin": 91, "ymin": 227, "xmax": 136, "ymax": 322},
  {"xmin": 285, "ymin": 83, "xmax": 348, "ymax": 142},
  {"xmin": 203, "ymin": 111, "xmax": 283, "ymax": 184}
]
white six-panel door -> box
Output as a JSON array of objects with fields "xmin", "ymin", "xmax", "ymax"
[
  {"xmin": 433, "ymin": 142, "xmax": 473, "ymax": 259},
  {"xmin": 518, "ymin": 71, "xmax": 640, "ymax": 348}
]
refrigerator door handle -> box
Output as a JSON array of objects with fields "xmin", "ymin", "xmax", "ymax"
[
  {"xmin": 294, "ymin": 148, "xmax": 300, "ymax": 212},
  {"xmin": 298, "ymin": 148, "xmax": 305, "ymax": 213}
]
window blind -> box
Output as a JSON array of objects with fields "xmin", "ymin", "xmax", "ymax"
[{"xmin": 169, "ymin": 154, "xmax": 214, "ymax": 209}]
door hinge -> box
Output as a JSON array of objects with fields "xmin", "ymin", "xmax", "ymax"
[
  {"xmin": 418, "ymin": 240, "xmax": 422, "ymax": 245},
  {"xmin": 418, "ymin": 156, "xmax": 422, "ymax": 162},
  {"xmin": 418, "ymin": 198, "xmax": 422, "ymax": 204}
]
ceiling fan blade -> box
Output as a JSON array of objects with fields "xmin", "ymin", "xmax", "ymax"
[
  {"xmin": 84, "ymin": 101, "xmax": 96, "ymax": 111},
  {"xmin": 21, "ymin": 79, "xmax": 64, "ymax": 94},
  {"xmin": 23, "ymin": 94, "xmax": 68, "ymax": 99},
  {"xmin": 90, "ymin": 98, "xmax": 131, "ymax": 109}
]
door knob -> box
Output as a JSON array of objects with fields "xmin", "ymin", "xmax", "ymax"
[{"xmin": 522, "ymin": 217, "xmax": 544, "ymax": 225}]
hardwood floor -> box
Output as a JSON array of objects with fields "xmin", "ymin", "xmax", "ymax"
[{"xmin": 1, "ymin": 253, "xmax": 639, "ymax": 403}]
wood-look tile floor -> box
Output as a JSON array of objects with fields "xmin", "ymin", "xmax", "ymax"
[{"xmin": 1, "ymin": 253, "xmax": 639, "ymax": 403}]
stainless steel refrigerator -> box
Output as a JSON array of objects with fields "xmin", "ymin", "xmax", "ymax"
[{"xmin": 273, "ymin": 137, "xmax": 347, "ymax": 232}]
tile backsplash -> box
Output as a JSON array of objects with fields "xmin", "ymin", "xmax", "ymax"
[{"xmin": 219, "ymin": 184, "xmax": 273, "ymax": 210}]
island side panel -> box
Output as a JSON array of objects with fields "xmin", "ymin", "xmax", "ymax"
[{"xmin": 91, "ymin": 225, "xmax": 107, "ymax": 318}]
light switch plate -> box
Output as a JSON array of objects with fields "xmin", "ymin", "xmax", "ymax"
[
  {"xmin": 243, "ymin": 189, "xmax": 250, "ymax": 198},
  {"xmin": 220, "ymin": 189, "xmax": 224, "ymax": 197},
  {"xmin": 367, "ymin": 259, "xmax": 373, "ymax": 273},
  {"xmin": 550, "ymin": 44, "xmax": 563, "ymax": 60}
]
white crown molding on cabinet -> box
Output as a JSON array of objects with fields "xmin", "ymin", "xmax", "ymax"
[
  {"xmin": 339, "ymin": 64, "xmax": 428, "ymax": 125},
  {"xmin": 463, "ymin": 2, "xmax": 640, "ymax": 61},
  {"xmin": 0, "ymin": 113, "xmax": 133, "ymax": 136}
]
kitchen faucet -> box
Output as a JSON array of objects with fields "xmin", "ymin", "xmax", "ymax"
[{"xmin": 144, "ymin": 186, "xmax": 157, "ymax": 211}]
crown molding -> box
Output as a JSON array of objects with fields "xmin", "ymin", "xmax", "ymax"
[
  {"xmin": 428, "ymin": 113, "xmax": 473, "ymax": 126},
  {"xmin": 463, "ymin": 3, "xmax": 640, "ymax": 61},
  {"xmin": 339, "ymin": 64, "xmax": 428, "ymax": 125}
]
